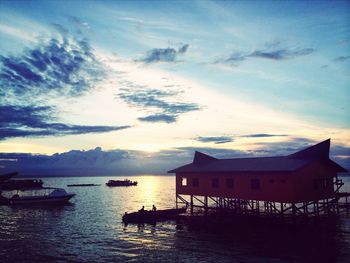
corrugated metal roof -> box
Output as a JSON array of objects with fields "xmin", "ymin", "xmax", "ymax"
[
  {"xmin": 168, "ymin": 157, "xmax": 309, "ymax": 173},
  {"xmin": 168, "ymin": 139, "xmax": 348, "ymax": 173}
]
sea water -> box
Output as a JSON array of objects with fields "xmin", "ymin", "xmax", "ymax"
[{"xmin": 1, "ymin": 175, "xmax": 350, "ymax": 262}]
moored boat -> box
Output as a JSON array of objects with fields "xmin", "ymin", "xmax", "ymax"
[
  {"xmin": 106, "ymin": 179, "xmax": 137, "ymax": 187},
  {"xmin": 0, "ymin": 188, "xmax": 75, "ymax": 205},
  {"xmin": 122, "ymin": 206, "xmax": 187, "ymax": 223},
  {"xmin": 1, "ymin": 179, "xmax": 43, "ymax": 190}
]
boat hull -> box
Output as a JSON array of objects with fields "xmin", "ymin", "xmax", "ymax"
[
  {"xmin": 8, "ymin": 194, "xmax": 75, "ymax": 205},
  {"xmin": 122, "ymin": 207, "xmax": 187, "ymax": 223},
  {"xmin": 106, "ymin": 180, "xmax": 137, "ymax": 187}
]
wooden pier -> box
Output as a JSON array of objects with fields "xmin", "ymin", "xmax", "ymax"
[{"xmin": 176, "ymin": 192, "xmax": 350, "ymax": 220}]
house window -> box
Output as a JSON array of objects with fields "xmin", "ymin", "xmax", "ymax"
[
  {"xmin": 323, "ymin": 178, "xmax": 330, "ymax": 189},
  {"xmin": 212, "ymin": 178, "xmax": 219, "ymax": 188},
  {"xmin": 226, "ymin": 178, "xmax": 234, "ymax": 188},
  {"xmin": 193, "ymin": 178, "xmax": 199, "ymax": 187},
  {"xmin": 181, "ymin": 177, "xmax": 187, "ymax": 186},
  {"xmin": 251, "ymin": 179, "xmax": 260, "ymax": 190}
]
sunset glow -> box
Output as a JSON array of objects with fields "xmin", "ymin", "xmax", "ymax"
[{"xmin": 0, "ymin": 0, "xmax": 349, "ymax": 174}]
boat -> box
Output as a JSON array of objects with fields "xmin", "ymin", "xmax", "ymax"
[
  {"xmin": 122, "ymin": 206, "xmax": 187, "ymax": 223},
  {"xmin": 1, "ymin": 179, "xmax": 43, "ymax": 190},
  {"xmin": 67, "ymin": 184, "xmax": 101, "ymax": 187},
  {"xmin": 0, "ymin": 187, "xmax": 75, "ymax": 205},
  {"xmin": 106, "ymin": 179, "xmax": 137, "ymax": 187}
]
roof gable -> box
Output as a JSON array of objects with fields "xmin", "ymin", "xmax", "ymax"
[
  {"xmin": 193, "ymin": 151, "xmax": 217, "ymax": 165},
  {"xmin": 288, "ymin": 139, "xmax": 330, "ymax": 160}
]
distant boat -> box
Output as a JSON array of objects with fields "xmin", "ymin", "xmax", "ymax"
[
  {"xmin": 122, "ymin": 206, "xmax": 187, "ymax": 223},
  {"xmin": 106, "ymin": 179, "xmax": 137, "ymax": 187},
  {"xmin": 67, "ymin": 184, "xmax": 101, "ymax": 187},
  {"xmin": 0, "ymin": 188, "xmax": 75, "ymax": 205},
  {"xmin": 1, "ymin": 179, "xmax": 43, "ymax": 190}
]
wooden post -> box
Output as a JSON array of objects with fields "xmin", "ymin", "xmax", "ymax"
[
  {"xmin": 190, "ymin": 195, "xmax": 193, "ymax": 215},
  {"xmin": 176, "ymin": 194, "xmax": 178, "ymax": 209},
  {"xmin": 204, "ymin": 196, "xmax": 208, "ymax": 216},
  {"xmin": 292, "ymin": 203, "xmax": 296, "ymax": 221},
  {"xmin": 280, "ymin": 202, "xmax": 284, "ymax": 219}
]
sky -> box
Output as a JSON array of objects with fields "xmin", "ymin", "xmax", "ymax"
[{"xmin": 0, "ymin": 0, "xmax": 349, "ymax": 175}]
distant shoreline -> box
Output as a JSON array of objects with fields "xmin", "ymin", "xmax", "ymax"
[
  {"xmin": 14, "ymin": 174, "xmax": 174, "ymax": 178},
  {"xmin": 12, "ymin": 172, "xmax": 350, "ymax": 178}
]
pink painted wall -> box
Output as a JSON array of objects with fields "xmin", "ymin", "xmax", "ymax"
[
  {"xmin": 292, "ymin": 161, "xmax": 337, "ymax": 202},
  {"xmin": 176, "ymin": 161, "xmax": 337, "ymax": 203}
]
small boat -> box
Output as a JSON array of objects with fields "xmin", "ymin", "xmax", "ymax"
[
  {"xmin": 106, "ymin": 179, "xmax": 137, "ymax": 187},
  {"xmin": 122, "ymin": 206, "xmax": 187, "ymax": 223},
  {"xmin": 1, "ymin": 179, "xmax": 43, "ymax": 190},
  {"xmin": 67, "ymin": 184, "xmax": 101, "ymax": 187},
  {"xmin": 0, "ymin": 188, "xmax": 75, "ymax": 205}
]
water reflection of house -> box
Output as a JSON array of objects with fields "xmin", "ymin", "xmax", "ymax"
[{"xmin": 169, "ymin": 139, "xmax": 348, "ymax": 217}]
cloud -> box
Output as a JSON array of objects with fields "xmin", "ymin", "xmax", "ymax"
[
  {"xmin": 0, "ymin": 105, "xmax": 131, "ymax": 140},
  {"xmin": 0, "ymin": 146, "xmax": 249, "ymax": 176},
  {"xmin": 0, "ymin": 24, "xmax": 37, "ymax": 42},
  {"xmin": 0, "ymin": 28, "xmax": 130, "ymax": 140},
  {"xmin": 216, "ymin": 43, "xmax": 315, "ymax": 65},
  {"xmin": 69, "ymin": 16, "xmax": 90, "ymax": 29},
  {"xmin": 138, "ymin": 44, "xmax": 190, "ymax": 63},
  {"xmin": 194, "ymin": 136, "xmax": 233, "ymax": 144},
  {"xmin": 241, "ymin": 134, "xmax": 288, "ymax": 138},
  {"xmin": 138, "ymin": 114, "xmax": 177, "ymax": 123},
  {"xmin": 248, "ymin": 137, "xmax": 316, "ymax": 156},
  {"xmin": 0, "ymin": 32, "xmax": 105, "ymax": 103},
  {"xmin": 118, "ymin": 87, "xmax": 200, "ymax": 123},
  {"xmin": 250, "ymin": 48, "xmax": 314, "ymax": 60},
  {"xmin": 1, "ymin": 140, "xmax": 349, "ymax": 176},
  {"xmin": 333, "ymin": 55, "xmax": 350, "ymax": 62}
]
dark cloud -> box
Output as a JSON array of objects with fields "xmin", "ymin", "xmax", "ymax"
[
  {"xmin": 138, "ymin": 44, "xmax": 190, "ymax": 63},
  {"xmin": 249, "ymin": 137, "xmax": 316, "ymax": 156},
  {"xmin": 216, "ymin": 43, "xmax": 314, "ymax": 65},
  {"xmin": 178, "ymin": 44, "xmax": 189, "ymax": 54},
  {"xmin": 242, "ymin": 134, "xmax": 288, "ymax": 138},
  {"xmin": 195, "ymin": 136, "xmax": 233, "ymax": 144},
  {"xmin": 175, "ymin": 147, "xmax": 250, "ymax": 159},
  {"xmin": 250, "ymin": 48, "xmax": 314, "ymax": 60},
  {"xmin": 0, "ymin": 105, "xmax": 130, "ymax": 140},
  {"xmin": 1, "ymin": 140, "xmax": 349, "ymax": 176},
  {"xmin": 0, "ymin": 146, "xmax": 249, "ymax": 176},
  {"xmin": 0, "ymin": 29, "xmax": 128, "ymax": 140},
  {"xmin": 138, "ymin": 114, "xmax": 177, "ymax": 123},
  {"xmin": 331, "ymin": 145, "xmax": 350, "ymax": 156},
  {"xmin": 118, "ymin": 87, "xmax": 200, "ymax": 123},
  {"xmin": 0, "ymin": 33, "xmax": 105, "ymax": 102},
  {"xmin": 333, "ymin": 55, "xmax": 350, "ymax": 62}
]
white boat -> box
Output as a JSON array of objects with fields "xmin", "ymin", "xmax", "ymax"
[{"xmin": 0, "ymin": 187, "xmax": 75, "ymax": 205}]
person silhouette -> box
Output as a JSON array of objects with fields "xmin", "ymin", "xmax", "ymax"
[
  {"xmin": 139, "ymin": 206, "xmax": 145, "ymax": 212},
  {"xmin": 152, "ymin": 205, "xmax": 157, "ymax": 211}
]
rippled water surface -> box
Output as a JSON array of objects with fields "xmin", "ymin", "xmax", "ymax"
[{"xmin": 1, "ymin": 175, "xmax": 350, "ymax": 262}]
